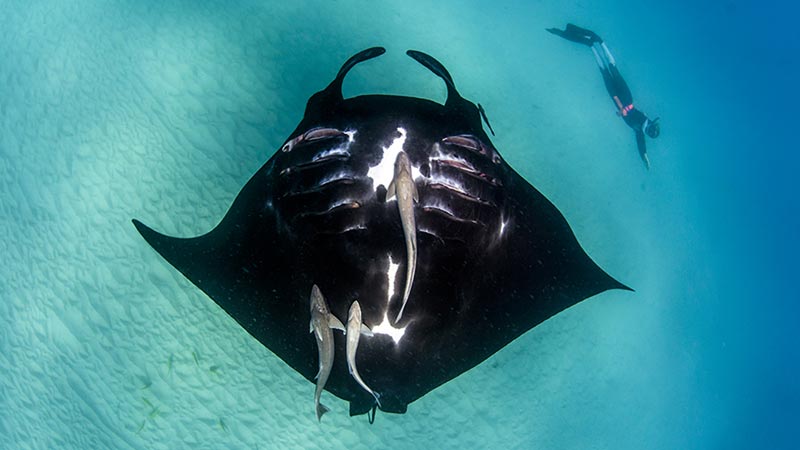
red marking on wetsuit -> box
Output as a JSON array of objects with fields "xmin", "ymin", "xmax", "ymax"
[
  {"xmin": 613, "ymin": 96, "xmax": 633, "ymax": 117},
  {"xmin": 622, "ymin": 103, "xmax": 633, "ymax": 116}
]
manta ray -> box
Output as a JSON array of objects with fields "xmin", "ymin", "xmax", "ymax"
[{"xmin": 133, "ymin": 47, "xmax": 630, "ymax": 419}]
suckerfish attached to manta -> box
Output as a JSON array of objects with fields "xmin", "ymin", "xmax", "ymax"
[
  {"xmin": 386, "ymin": 150, "xmax": 418, "ymax": 323},
  {"xmin": 345, "ymin": 300, "xmax": 381, "ymax": 407},
  {"xmin": 309, "ymin": 284, "xmax": 344, "ymax": 421}
]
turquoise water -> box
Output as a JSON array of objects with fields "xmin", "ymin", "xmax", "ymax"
[{"xmin": 1, "ymin": 0, "xmax": 796, "ymax": 448}]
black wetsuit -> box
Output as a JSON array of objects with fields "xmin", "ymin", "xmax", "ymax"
[
  {"xmin": 601, "ymin": 63, "xmax": 649, "ymax": 163},
  {"xmin": 547, "ymin": 23, "xmax": 655, "ymax": 168}
]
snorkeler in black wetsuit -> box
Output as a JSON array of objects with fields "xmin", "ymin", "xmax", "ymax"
[{"xmin": 547, "ymin": 23, "xmax": 660, "ymax": 169}]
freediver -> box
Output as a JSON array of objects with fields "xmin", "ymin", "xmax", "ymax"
[{"xmin": 547, "ymin": 23, "xmax": 660, "ymax": 169}]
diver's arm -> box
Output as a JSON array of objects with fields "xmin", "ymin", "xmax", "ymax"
[{"xmin": 635, "ymin": 130, "xmax": 650, "ymax": 170}]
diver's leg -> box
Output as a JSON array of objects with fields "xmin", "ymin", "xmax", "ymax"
[
  {"xmin": 591, "ymin": 45, "xmax": 605, "ymax": 69},
  {"xmin": 592, "ymin": 44, "xmax": 621, "ymax": 106},
  {"xmin": 600, "ymin": 42, "xmax": 616, "ymax": 66}
]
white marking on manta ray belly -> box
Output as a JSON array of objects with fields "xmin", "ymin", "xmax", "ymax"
[
  {"xmin": 430, "ymin": 146, "xmax": 477, "ymax": 171},
  {"xmin": 428, "ymin": 173, "xmax": 470, "ymax": 196},
  {"xmin": 371, "ymin": 257, "xmax": 407, "ymax": 344},
  {"xmin": 311, "ymin": 130, "xmax": 355, "ymax": 162},
  {"xmin": 316, "ymin": 170, "xmax": 352, "ymax": 187},
  {"xmin": 421, "ymin": 198, "xmax": 456, "ymax": 217},
  {"xmin": 499, "ymin": 216, "xmax": 509, "ymax": 237},
  {"xmin": 312, "ymin": 147, "xmax": 350, "ymax": 161},
  {"xmin": 324, "ymin": 198, "xmax": 359, "ymax": 213},
  {"xmin": 340, "ymin": 223, "xmax": 367, "ymax": 233},
  {"xmin": 366, "ymin": 127, "xmax": 422, "ymax": 193}
]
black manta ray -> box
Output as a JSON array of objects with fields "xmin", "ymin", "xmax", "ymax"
[{"xmin": 133, "ymin": 47, "xmax": 630, "ymax": 419}]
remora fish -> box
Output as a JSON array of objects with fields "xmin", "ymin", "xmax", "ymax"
[
  {"xmin": 309, "ymin": 284, "xmax": 344, "ymax": 421},
  {"xmin": 345, "ymin": 301, "xmax": 380, "ymax": 406},
  {"xmin": 386, "ymin": 150, "xmax": 418, "ymax": 322}
]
